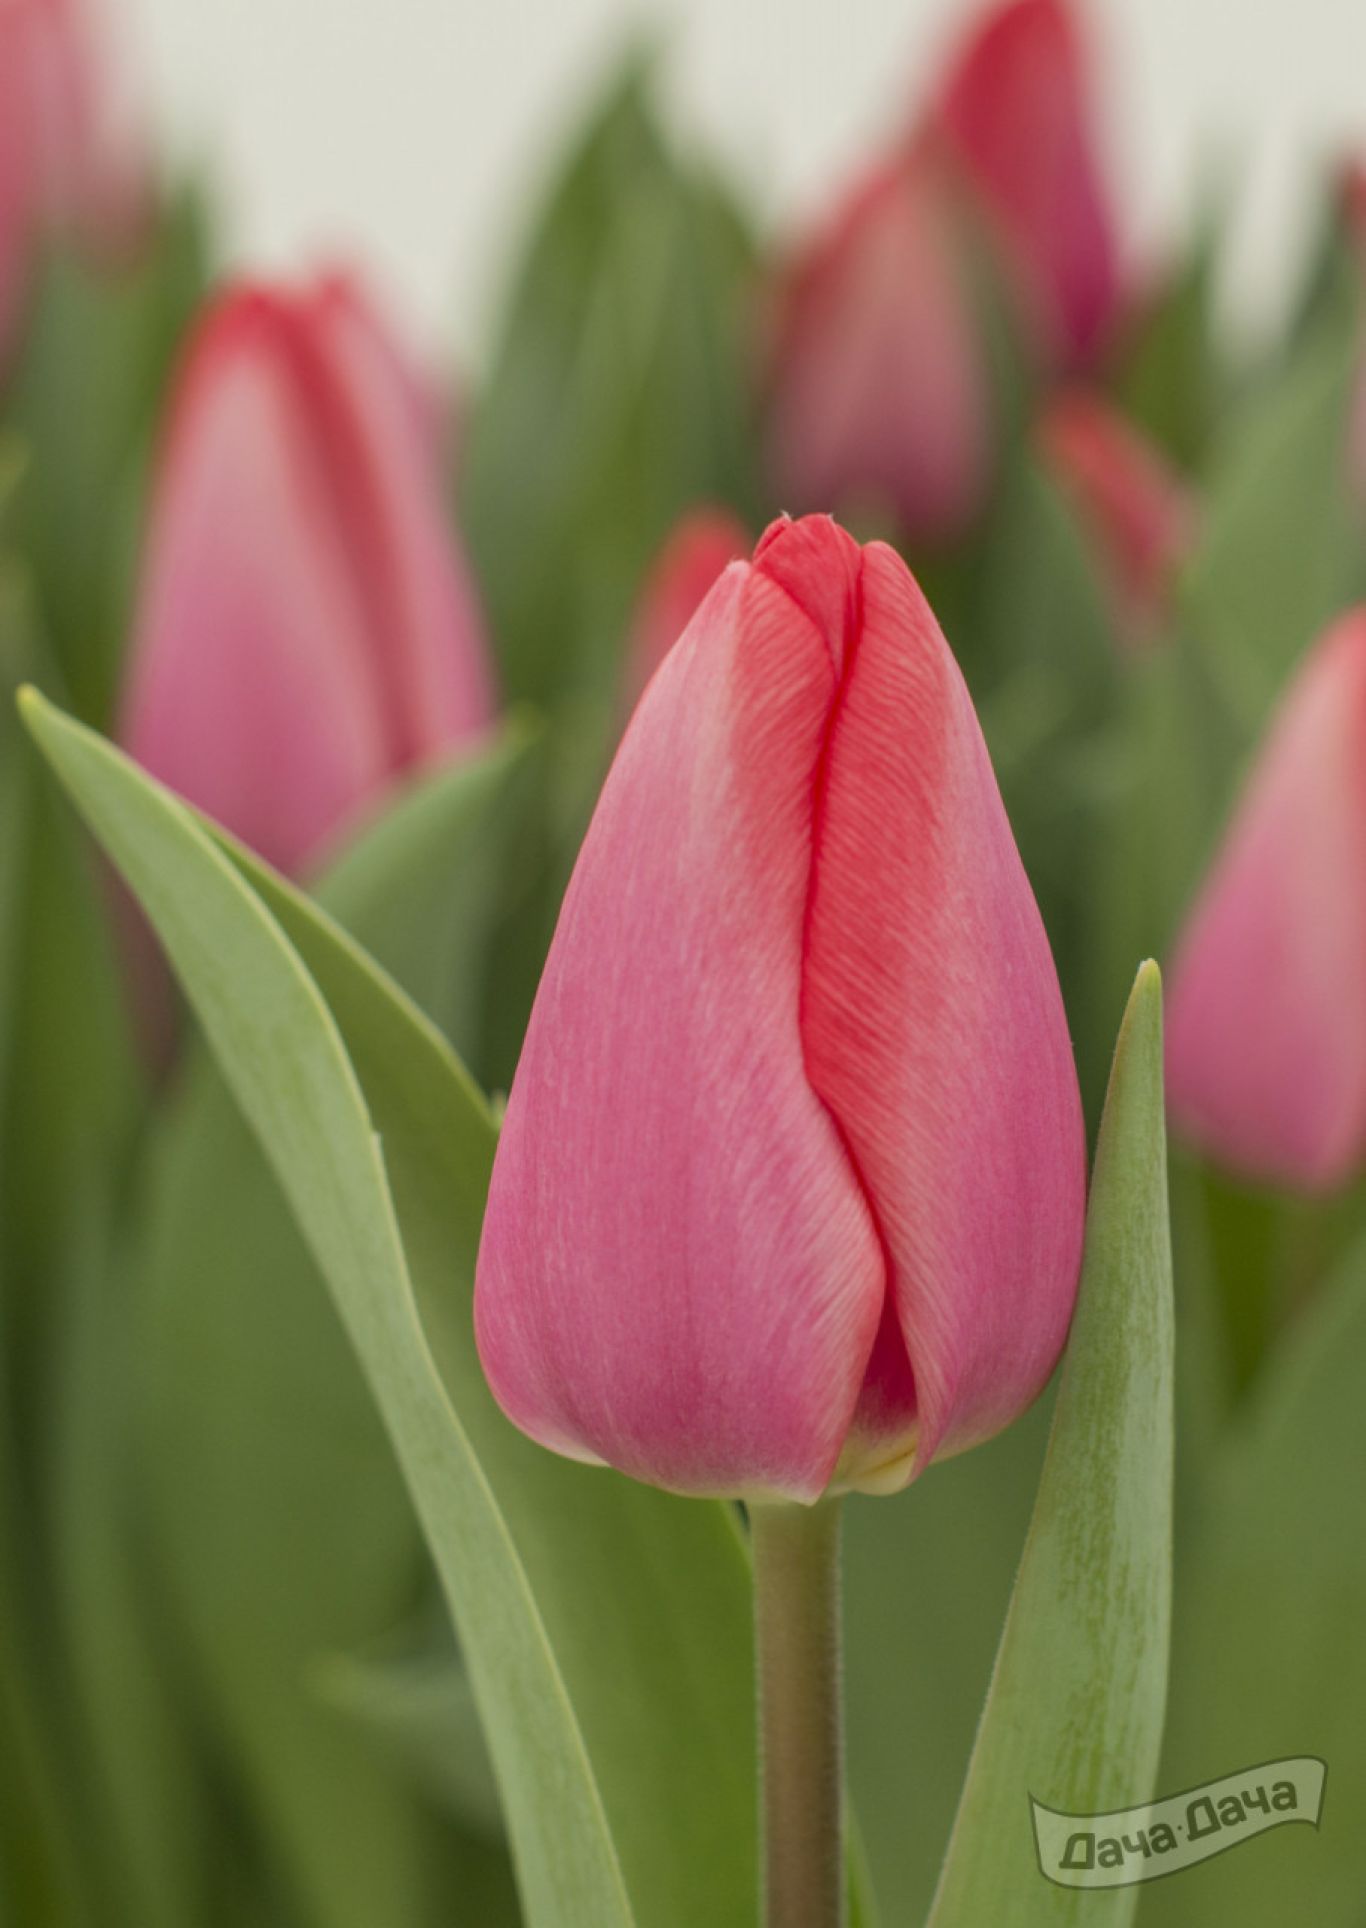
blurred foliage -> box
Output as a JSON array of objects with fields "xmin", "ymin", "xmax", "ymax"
[{"xmin": 3, "ymin": 29, "xmax": 1366, "ymax": 1928}]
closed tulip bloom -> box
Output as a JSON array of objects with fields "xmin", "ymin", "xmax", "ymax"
[
  {"xmin": 622, "ymin": 507, "xmax": 749, "ymax": 712},
  {"xmin": 1166, "ymin": 611, "xmax": 1366, "ymax": 1192},
  {"xmin": 119, "ymin": 274, "xmax": 494, "ymax": 877},
  {"xmin": 766, "ymin": 155, "xmax": 992, "ymax": 544},
  {"xmin": 476, "ymin": 515, "xmax": 1086, "ymax": 1503},
  {"xmin": 933, "ymin": 0, "xmax": 1120, "ymax": 370},
  {"xmin": 1038, "ymin": 390, "xmax": 1197, "ymax": 642},
  {"xmin": 0, "ymin": 0, "xmax": 147, "ymax": 357}
]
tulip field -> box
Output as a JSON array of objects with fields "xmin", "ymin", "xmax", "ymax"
[{"xmin": 2, "ymin": 0, "xmax": 1365, "ymax": 1925}]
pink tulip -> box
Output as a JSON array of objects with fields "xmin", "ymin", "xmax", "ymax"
[
  {"xmin": 0, "ymin": 0, "xmax": 148, "ymax": 358},
  {"xmin": 119, "ymin": 273, "xmax": 495, "ymax": 879},
  {"xmin": 1037, "ymin": 390, "xmax": 1197, "ymax": 642},
  {"xmin": 766, "ymin": 154, "xmax": 993, "ymax": 543},
  {"xmin": 622, "ymin": 507, "xmax": 749, "ymax": 712},
  {"xmin": 1166, "ymin": 611, "xmax": 1366, "ymax": 1192},
  {"xmin": 475, "ymin": 515, "xmax": 1086, "ymax": 1503},
  {"xmin": 932, "ymin": 0, "xmax": 1120, "ymax": 370}
]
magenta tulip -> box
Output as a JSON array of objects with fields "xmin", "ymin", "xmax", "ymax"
[
  {"xmin": 0, "ymin": 0, "xmax": 147, "ymax": 359},
  {"xmin": 622, "ymin": 507, "xmax": 749, "ymax": 712},
  {"xmin": 475, "ymin": 515, "xmax": 1086, "ymax": 1503},
  {"xmin": 933, "ymin": 0, "xmax": 1120, "ymax": 370},
  {"xmin": 119, "ymin": 274, "xmax": 495, "ymax": 878},
  {"xmin": 1166, "ymin": 611, "xmax": 1366, "ymax": 1192},
  {"xmin": 1037, "ymin": 390, "xmax": 1196, "ymax": 643},
  {"xmin": 766, "ymin": 154, "xmax": 993, "ymax": 544}
]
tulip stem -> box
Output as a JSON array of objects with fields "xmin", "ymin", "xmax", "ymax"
[{"xmin": 750, "ymin": 1497, "xmax": 846, "ymax": 1928}]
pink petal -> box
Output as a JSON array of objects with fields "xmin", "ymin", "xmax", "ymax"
[
  {"xmin": 767, "ymin": 157, "xmax": 992, "ymax": 543},
  {"xmin": 797, "ymin": 537, "xmax": 1087, "ymax": 1483},
  {"xmin": 1166, "ymin": 611, "xmax": 1366, "ymax": 1192},
  {"xmin": 1038, "ymin": 388, "xmax": 1197, "ymax": 644},
  {"xmin": 476, "ymin": 532, "xmax": 886, "ymax": 1503},
  {"xmin": 934, "ymin": 0, "xmax": 1120, "ymax": 369},
  {"xmin": 476, "ymin": 516, "xmax": 1085, "ymax": 1500},
  {"xmin": 119, "ymin": 276, "xmax": 494, "ymax": 880},
  {"xmin": 122, "ymin": 291, "xmax": 394, "ymax": 877}
]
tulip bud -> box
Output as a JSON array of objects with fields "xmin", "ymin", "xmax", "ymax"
[
  {"xmin": 0, "ymin": 0, "xmax": 148, "ymax": 357},
  {"xmin": 1166, "ymin": 611, "xmax": 1366, "ymax": 1192},
  {"xmin": 932, "ymin": 0, "xmax": 1120, "ymax": 370},
  {"xmin": 119, "ymin": 274, "xmax": 495, "ymax": 878},
  {"xmin": 622, "ymin": 507, "xmax": 749, "ymax": 713},
  {"xmin": 766, "ymin": 154, "xmax": 993, "ymax": 544},
  {"xmin": 1037, "ymin": 389, "xmax": 1197, "ymax": 643},
  {"xmin": 476, "ymin": 515, "xmax": 1086, "ymax": 1503}
]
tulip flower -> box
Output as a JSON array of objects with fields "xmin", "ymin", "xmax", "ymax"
[
  {"xmin": 932, "ymin": 0, "xmax": 1121, "ymax": 370},
  {"xmin": 0, "ymin": 0, "xmax": 148, "ymax": 359},
  {"xmin": 1166, "ymin": 610, "xmax": 1366, "ymax": 1192},
  {"xmin": 119, "ymin": 274, "xmax": 495, "ymax": 879},
  {"xmin": 1037, "ymin": 389, "xmax": 1197, "ymax": 642},
  {"xmin": 622, "ymin": 507, "xmax": 749, "ymax": 712},
  {"xmin": 475, "ymin": 514, "xmax": 1086, "ymax": 1503},
  {"xmin": 766, "ymin": 153, "xmax": 993, "ymax": 544}
]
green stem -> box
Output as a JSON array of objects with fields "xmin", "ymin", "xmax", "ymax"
[{"xmin": 750, "ymin": 1498, "xmax": 845, "ymax": 1928}]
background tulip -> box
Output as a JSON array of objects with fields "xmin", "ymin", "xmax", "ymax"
[
  {"xmin": 622, "ymin": 505, "xmax": 749, "ymax": 712},
  {"xmin": 118, "ymin": 272, "xmax": 495, "ymax": 879},
  {"xmin": 932, "ymin": 0, "xmax": 1121, "ymax": 370},
  {"xmin": 765, "ymin": 154, "xmax": 993, "ymax": 544},
  {"xmin": 476, "ymin": 514, "xmax": 1086, "ymax": 1504},
  {"xmin": 1166, "ymin": 609, "xmax": 1366, "ymax": 1192},
  {"xmin": 0, "ymin": 0, "xmax": 148, "ymax": 359},
  {"xmin": 1037, "ymin": 388, "xmax": 1197, "ymax": 641}
]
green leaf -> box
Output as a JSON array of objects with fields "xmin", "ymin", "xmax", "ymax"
[
  {"xmin": 2, "ymin": 186, "xmax": 211, "ymax": 725},
  {"xmin": 1180, "ymin": 313, "xmax": 1365, "ymax": 745},
  {"xmin": 461, "ymin": 57, "xmax": 760, "ymax": 722},
  {"xmin": 929, "ymin": 962, "xmax": 1174, "ymax": 1927},
  {"xmin": 1144, "ymin": 1229, "xmax": 1366, "ymax": 1928},
  {"xmin": 845, "ymin": 1395, "xmax": 1053, "ymax": 1924},
  {"xmin": 20, "ymin": 688, "xmax": 760, "ymax": 1928},
  {"xmin": 312, "ymin": 1630, "xmax": 504, "ymax": 1840},
  {"xmin": 133, "ymin": 735, "xmax": 536, "ymax": 1928}
]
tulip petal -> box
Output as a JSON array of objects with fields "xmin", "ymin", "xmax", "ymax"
[
  {"xmin": 936, "ymin": 0, "xmax": 1119, "ymax": 367},
  {"xmin": 308, "ymin": 277, "xmax": 494, "ymax": 759},
  {"xmin": 122, "ymin": 296, "xmax": 394, "ymax": 877},
  {"xmin": 768, "ymin": 161, "xmax": 991, "ymax": 542},
  {"xmin": 803, "ymin": 540, "xmax": 1088, "ymax": 1482},
  {"xmin": 476, "ymin": 534, "xmax": 887, "ymax": 1503},
  {"xmin": 1166, "ymin": 612, "xmax": 1366, "ymax": 1191}
]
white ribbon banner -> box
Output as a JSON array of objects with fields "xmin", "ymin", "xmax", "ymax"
[{"xmin": 1031, "ymin": 1756, "xmax": 1326, "ymax": 1889}]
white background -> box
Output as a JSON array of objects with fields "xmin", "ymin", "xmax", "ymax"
[{"xmin": 118, "ymin": 0, "xmax": 1366, "ymax": 365}]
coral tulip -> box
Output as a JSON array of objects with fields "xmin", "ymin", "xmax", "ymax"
[
  {"xmin": 119, "ymin": 273, "xmax": 494, "ymax": 878},
  {"xmin": 622, "ymin": 507, "xmax": 749, "ymax": 712},
  {"xmin": 933, "ymin": 0, "xmax": 1120, "ymax": 370},
  {"xmin": 1166, "ymin": 610, "xmax": 1366, "ymax": 1192},
  {"xmin": 476, "ymin": 515, "xmax": 1086, "ymax": 1503},
  {"xmin": 1037, "ymin": 390, "xmax": 1197, "ymax": 642},
  {"xmin": 766, "ymin": 154, "xmax": 992, "ymax": 544}
]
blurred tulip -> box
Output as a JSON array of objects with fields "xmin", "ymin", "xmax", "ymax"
[
  {"xmin": 0, "ymin": 0, "xmax": 148, "ymax": 357},
  {"xmin": 933, "ymin": 0, "xmax": 1121, "ymax": 370},
  {"xmin": 766, "ymin": 154, "xmax": 993, "ymax": 544},
  {"xmin": 476, "ymin": 514, "xmax": 1086, "ymax": 1503},
  {"xmin": 1037, "ymin": 389, "xmax": 1197, "ymax": 642},
  {"xmin": 119, "ymin": 273, "xmax": 494, "ymax": 879},
  {"xmin": 1166, "ymin": 610, "xmax": 1366, "ymax": 1192},
  {"xmin": 622, "ymin": 507, "xmax": 749, "ymax": 711}
]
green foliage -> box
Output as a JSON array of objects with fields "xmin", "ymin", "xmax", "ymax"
[
  {"xmin": 461, "ymin": 58, "xmax": 761, "ymax": 724},
  {"xmin": 930, "ymin": 965, "xmax": 1174, "ymax": 1927},
  {"xmin": 21, "ymin": 690, "xmax": 761, "ymax": 1928}
]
